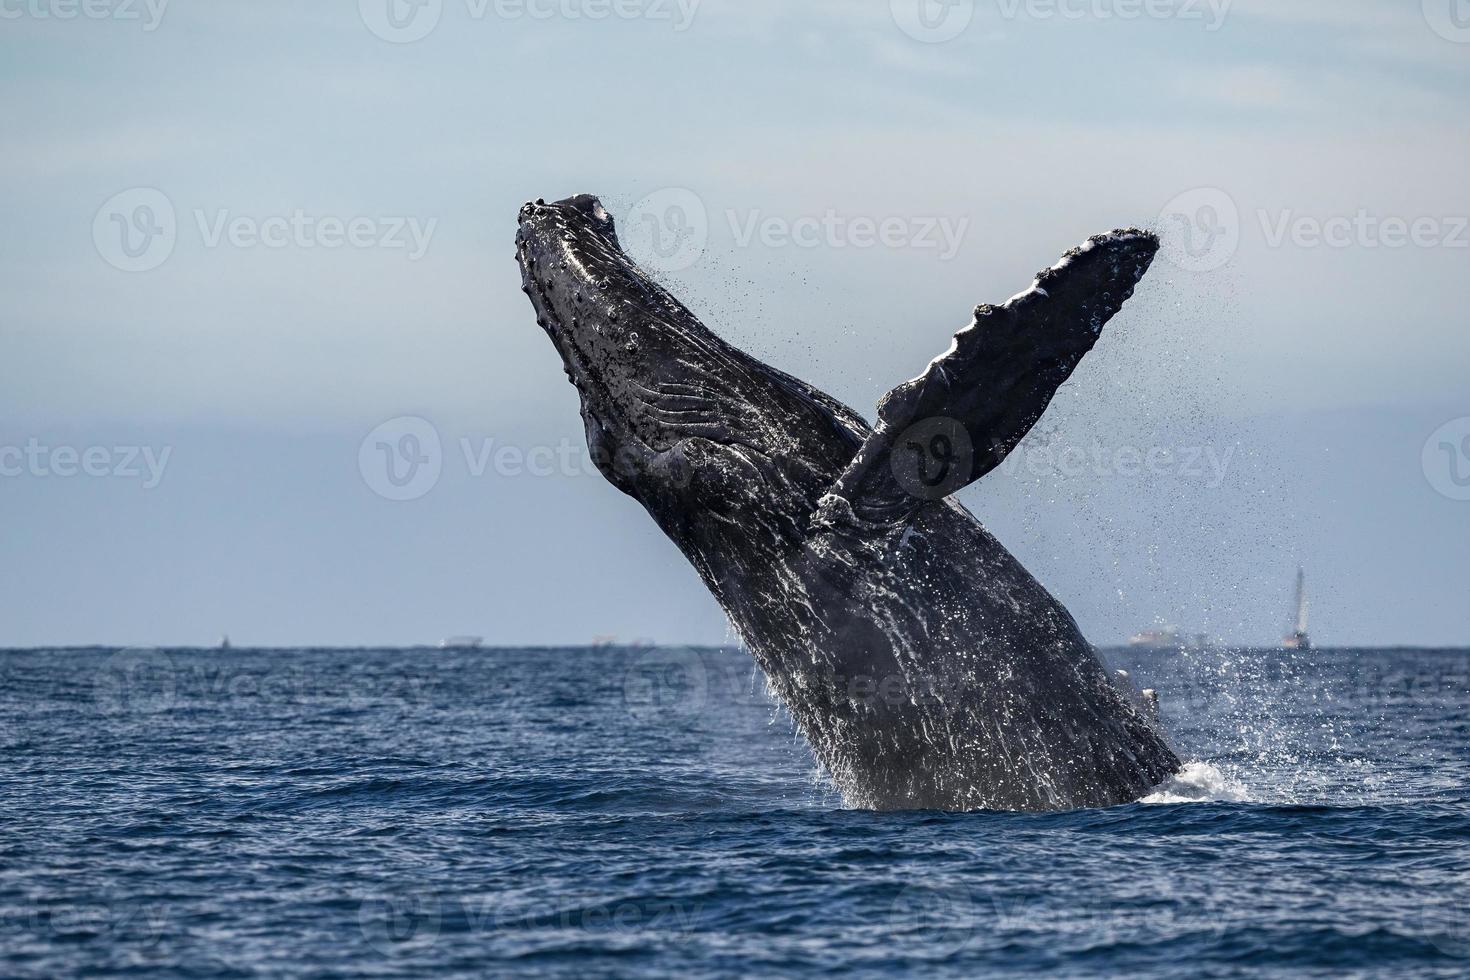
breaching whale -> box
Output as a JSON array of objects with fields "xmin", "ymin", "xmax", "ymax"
[{"xmin": 515, "ymin": 194, "xmax": 1180, "ymax": 812}]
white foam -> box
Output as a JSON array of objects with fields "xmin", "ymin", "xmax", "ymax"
[{"xmin": 1141, "ymin": 761, "xmax": 1251, "ymax": 804}]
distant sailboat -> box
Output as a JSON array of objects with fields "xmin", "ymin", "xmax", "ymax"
[{"xmin": 1281, "ymin": 567, "xmax": 1311, "ymax": 651}]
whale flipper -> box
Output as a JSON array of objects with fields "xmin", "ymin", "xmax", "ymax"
[{"xmin": 815, "ymin": 229, "xmax": 1159, "ymax": 529}]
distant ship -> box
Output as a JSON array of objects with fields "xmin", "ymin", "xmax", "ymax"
[
  {"xmin": 1127, "ymin": 628, "xmax": 1214, "ymax": 651},
  {"xmin": 591, "ymin": 635, "xmax": 656, "ymax": 652},
  {"xmin": 1128, "ymin": 628, "xmax": 1183, "ymax": 650},
  {"xmin": 440, "ymin": 635, "xmax": 484, "ymax": 650},
  {"xmin": 1281, "ymin": 567, "xmax": 1311, "ymax": 651}
]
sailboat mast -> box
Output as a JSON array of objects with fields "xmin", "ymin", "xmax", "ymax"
[{"xmin": 1294, "ymin": 567, "xmax": 1309, "ymax": 634}]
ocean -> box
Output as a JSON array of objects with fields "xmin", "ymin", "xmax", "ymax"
[{"xmin": 1, "ymin": 645, "xmax": 1466, "ymax": 978}]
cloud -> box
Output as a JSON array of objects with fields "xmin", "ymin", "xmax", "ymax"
[
  {"xmin": 1227, "ymin": 0, "xmax": 1410, "ymax": 29},
  {"xmin": 1227, "ymin": 0, "xmax": 1470, "ymax": 73},
  {"xmin": 1171, "ymin": 65, "xmax": 1303, "ymax": 111},
  {"xmin": 1171, "ymin": 61, "xmax": 1465, "ymax": 122}
]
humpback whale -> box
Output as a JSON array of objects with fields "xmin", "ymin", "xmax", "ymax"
[{"xmin": 515, "ymin": 194, "xmax": 1180, "ymax": 812}]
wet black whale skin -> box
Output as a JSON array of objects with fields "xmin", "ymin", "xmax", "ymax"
[{"xmin": 515, "ymin": 194, "xmax": 1180, "ymax": 811}]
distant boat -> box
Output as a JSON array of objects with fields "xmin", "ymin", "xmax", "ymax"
[
  {"xmin": 590, "ymin": 636, "xmax": 655, "ymax": 651},
  {"xmin": 1128, "ymin": 628, "xmax": 1183, "ymax": 650},
  {"xmin": 1281, "ymin": 568, "xmax": 1311, "ymax": 651},
  {"xmin": 440, "ymin": 636, "xmax": 484, "ymax": 650},
  {"xmin": 219, "ymin": 634, "xmax": 231, "ymax": 651},
  {"xmin": 1127, "ymin": 629, "xmax": 1214, "ymax": 652}
]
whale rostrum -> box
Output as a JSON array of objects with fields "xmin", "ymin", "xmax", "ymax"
[{"xmin": 516, "ymin": 194, "xmax": 1180, "ymax": 812}]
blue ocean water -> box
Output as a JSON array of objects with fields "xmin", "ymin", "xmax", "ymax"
[{"xmin": 1, "ymin": 646, "xmax": 1466, "ymax": 978}]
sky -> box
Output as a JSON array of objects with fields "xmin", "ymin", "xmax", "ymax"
[{"xmin": 1, "ymin": 0, "xmax": 1467, "ymax": 647}]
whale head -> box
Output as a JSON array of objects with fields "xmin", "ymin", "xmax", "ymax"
[{"xmin": 515, "ymin": 194, "xmax": 868, "ymax": 554}]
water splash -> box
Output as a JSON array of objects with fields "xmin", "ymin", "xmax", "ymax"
[{"xmin": 1141, "ymin": 761, "xmax": 1250, "ymax": 804}]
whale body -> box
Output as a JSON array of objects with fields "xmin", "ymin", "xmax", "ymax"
[{"xmin": 515, "ymin": 194, "xmax": 1180, "ymax": 811}]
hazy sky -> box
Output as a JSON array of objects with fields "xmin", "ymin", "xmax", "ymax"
[{"xmin": 2, "ymin": 0, "xmax": 1467, "ymax": 647}]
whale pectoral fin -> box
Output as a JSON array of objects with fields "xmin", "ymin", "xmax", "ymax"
[{"xmin": 814, "ymin": 229, "xmax": 1159, "ymax": 529}]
